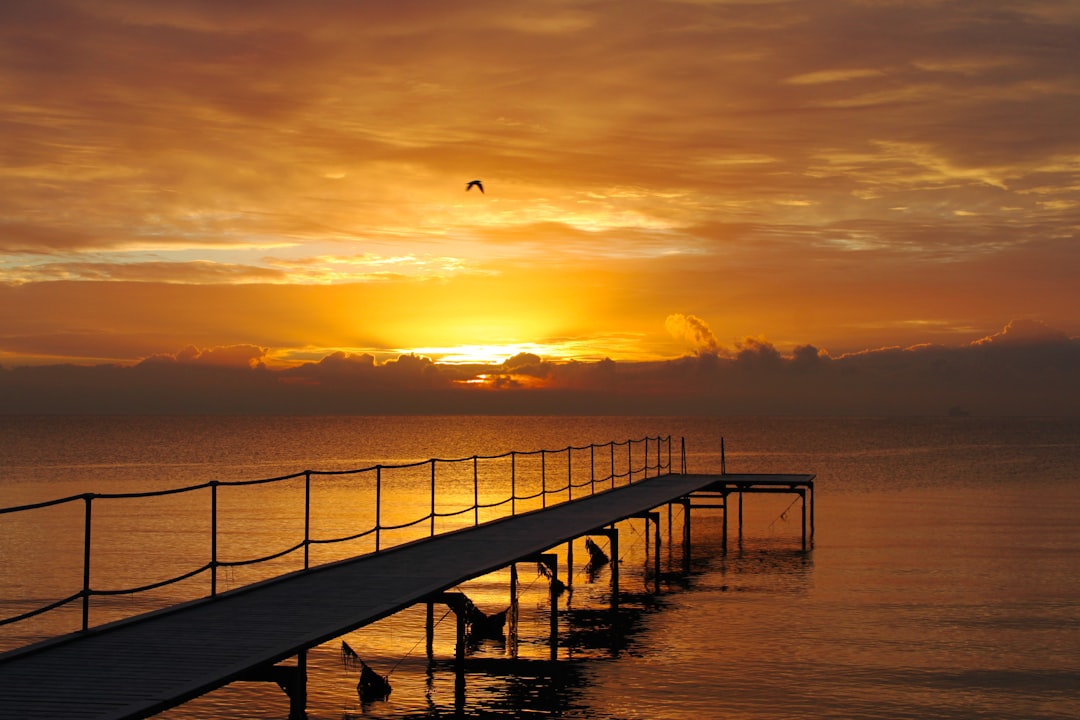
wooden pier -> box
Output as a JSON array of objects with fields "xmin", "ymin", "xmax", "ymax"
[{"xmin": 0, "ymin": 470, "xmax": 813, "ymax": 719}]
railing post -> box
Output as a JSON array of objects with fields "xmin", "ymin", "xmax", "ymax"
[
  {"xmin": 681, "ymin": 436, "xmax": 687, "ymax": 474},
  {"xmin": 627, "ymin": 441, "xmax": 632, "ymax": 484},
  {"xmin": 590, "ymin": 444, "xmax": 595, "ymax": 494},
  {"xmin": 81, "ymin": 493, "xmax": 93, "ymax": 631},
  {"xmin": 303, "ymin": 471, "xmax": 311, "ymax": 570},
  {"xmin": 511, "ymin": 452, "xmax": 517, "ymax": 515},
  {"xmin": 473, "ymin": 456, "xmax": 479, "ymax": 526},
  {"xmin": 375, "ymin": 466, "xmax": 382, "ymax": 552},
  {"xmin": 610, "ymin": 442, "xmax": 615, "ymax": 489},
  {"xmin": 541, "ymin": 450, "xmax": 547, "ymax": 508},
  {"xmin": 430, "ymin": 459, "xmax": 436, "ymax": 537},
  {"xmin": 210, "ymin": 481, "xmax": 219, "ymax": 597},
  {"xmin": 567, "ymin": 446, "xmax": 572, "ymax": 501}
]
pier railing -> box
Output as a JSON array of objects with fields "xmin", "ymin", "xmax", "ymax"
[{"xmin": 0, "ymin": 435, "xmax": 679, "ymax": 641}]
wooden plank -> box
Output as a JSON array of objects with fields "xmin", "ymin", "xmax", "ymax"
[{"xmin": 0, "ymin": 472, "xmax": 810, "ymax": 720}]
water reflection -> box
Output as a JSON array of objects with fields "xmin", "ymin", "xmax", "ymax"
[{"xmin": 329, "ymin": 537, "xmax": 813, "ymax": 720}]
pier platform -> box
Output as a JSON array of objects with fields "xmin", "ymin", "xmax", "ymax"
[{"xmin": 0, "ymin": 471, "xmax": 813, "ymax": 719}]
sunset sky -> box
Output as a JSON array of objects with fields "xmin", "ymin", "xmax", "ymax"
[{"xmin": 2, "ymin": 0, "xmax": 1078, "ymax": 414}]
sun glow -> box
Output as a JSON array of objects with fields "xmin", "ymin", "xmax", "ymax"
[{"xmin": 411, "ymin": 343, "xmax": 556, "ymax": 365}]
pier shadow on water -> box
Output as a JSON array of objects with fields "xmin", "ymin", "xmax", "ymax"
[{"xmin": 329, "ymin": 542, "xmax": 811, "ymax": 720}]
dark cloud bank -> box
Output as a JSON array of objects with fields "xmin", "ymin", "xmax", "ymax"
[{"xmin": 2, "ymin": 321, "xmax": 1076, "ymax": 416}]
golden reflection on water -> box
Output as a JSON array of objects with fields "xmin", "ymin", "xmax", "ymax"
[{"xmin": 2, "ymin": 416, "xmax": 1079, "ymax": 719}]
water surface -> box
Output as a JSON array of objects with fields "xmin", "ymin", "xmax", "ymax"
[{"xmin": 1, "ymin": 415, "xmax": 1077, "ymax": 718}]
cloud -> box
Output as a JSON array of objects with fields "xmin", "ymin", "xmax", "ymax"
[
  {"xmin": 1, "ymin": 0, "xmax": 1078, "ymax": 371},
  {"xmin": 143, "ymin": 344, "xmax": 269, "ymax": 368},
  {"xmin": 5, "ymin": 261, "xmax": 288, "ymax": 285},
  {"xmin": 665, "ymin": 313, "xmax": 721, "ymax": 355},
  {"xmin": 278, "ymin": 351, "xmax": 450, "ymax": 391},
  {"xmin": 971, "ymin": 318, "xmax": 1069, "ymax": 346},
  {"xmin": 499, "ymin": 352, "xmax": 552, "ymax": 379},
  {"xmin": 2, "ymin": 322, "xmax": 1076, "ymax": 415}
]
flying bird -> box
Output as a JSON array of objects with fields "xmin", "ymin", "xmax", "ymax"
[{"xmin": 465, "ymin": 179, "xmax": 484, "ymax": 193}]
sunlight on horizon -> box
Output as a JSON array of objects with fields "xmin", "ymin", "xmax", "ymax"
[{"xmin": 407, "ymin": 343, "xmax": 563, "ymax": 365}]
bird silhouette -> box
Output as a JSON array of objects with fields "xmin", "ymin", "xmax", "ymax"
[{"xmin": 465, "ymin": 179, "xmax": 484, "ymax": 193}]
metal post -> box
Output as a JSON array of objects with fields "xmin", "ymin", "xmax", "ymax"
[
  {"xmin": 643, "ymin": 515, "xmax": 650, "ymax": 580},
  {"xmin": 303, "ymin": 471, "xmax": 311, "ymax": 570},
  {"xmin": 610, "ymin": 442, "xmax": 615, "ymax": 488},
  {"xmin": 426, "ymin": 601, "xmax": 434, "ymax": 659},
  {"xmin": 509, "ymin": 563, "xmax": 519, "ymax": 657},
  {"xmin": 610, "ymin": 527, "xmax": 620, "ymax": 609},
  {"xmin": 375, "ymin": 466, "xmax": 382, "ymax": 552},
  {"xmin": 721, "ymin": 437, "xmax": 726, "ymax": 475},
  {"xmin": 541, "ymin": 450, "xmax": 547, "ymax": 508},
  {"xmin": 800, "ymin": 489, "xmax": 807, "ymax": 551},
  {"xmin": 545, "ymin": 554, "xmax": 558, "ymax": 660},
  {"xmin": 455, "ymin": 606, "xmax": 466, "ymax": 668},
  {"xmin": 430, "ymin": 460, "xmax": 436, "ymax": 537},
  {"xmin": 681, "ymin": 498, "xmax": 692, "ymax": 575},
  {"xmin": 566, "ymin": 539, "xmax": 574, "ymax": 592},
  {"xmin": 82, "ymin": 494, "xmax": 93, "ymax": 631},
  {"xmin": 567, "ymin": 446, "xmax": 572, "ymax": 501},
  {"xmin": 681, "ymin": 436, "xmax": 686, "ymax": 474},
  {"xmin": 654, "ymin": 513, "xmax": 661, "ymax": 593},
  {"xmin": 590, "ymin": 444, "xmax": 595, "ymax": 494},
  {"xmin": 667, "ymin": 502, "xmax": 673, "ymax": 547},
  {"xmin": 511, "ymin": 452, "xmax": 517, "ymax": 515},
  {"xmin": 627, "ymin": 441, "xmax": 632, "ymax": 484},
  {"xmin": 289, "ymin": 650, "xmax": 307, "ymax": 720},
  {"xmin": 721, "ymin": 490, "xmax": 729, "ymax": 553},
  {"xmin": 473, "ymin": 456, "xmax": 479, "ymax": 526},
  {"xmin": 738, "ymin": 490, "xmax": 744, "ymax": 542},
  {"xmin": 211, "ymin": 482, "xmax": 218, "ymax": 596}
]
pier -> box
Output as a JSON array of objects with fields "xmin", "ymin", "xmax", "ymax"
[{"xmin": 0, "ymin": 437, "xmax": 813, "ymax": 719}]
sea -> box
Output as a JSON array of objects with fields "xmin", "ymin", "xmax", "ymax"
[{"xmin": 1, "ymin": 415, "xmax": 1078, "ymax": 719}]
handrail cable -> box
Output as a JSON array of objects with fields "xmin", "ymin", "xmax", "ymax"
[{"xmin": 0, "ymin": 435, "xmax": 678, "ymax": 638}]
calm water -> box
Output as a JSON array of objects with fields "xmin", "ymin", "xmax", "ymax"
[{"xmin": 1, "ymin": 415, "xmax": 1079, "ymax": 719}]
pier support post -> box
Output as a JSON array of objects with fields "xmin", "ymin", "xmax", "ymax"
[
  {"xmin": 680, "ymin": 498, "xmax": 692, "ymax": 575},
  {"xmin": 654, "ymin": 513, "xmax": 661, "ymax": 591},
  {"xmin": 455, "ymin": 606, "xmax": 467, "ymax": 668},
  {"xmin": 566, "ymin": 539, "xmax": 574, "ymax": 594},
  {"xmin": 667, "ymin": 502, "xmax": 674, "ymax": 568},
  {"xmin": 799, "ymin": 489, "xmax": 807, "ymax": 551},
  {"xmin": 426, "ymin": 601, "xmax": 434, "ymax": 660},
  {"xmin": 509, "ymin": 563, "xmax": 519, "ymax": 657},
  {"xmin": 633, "ymin": 512, "xmax": 662, "ymax": 593},
  {"xmin": 738, "ymin": 491, "xmax": 744, "ymax": 543},
  {"xmin": 238, "ymin": 652, "xmax": 307, "ymax": 719},
  {"xmin": 721, "ymin": 491, "xmax": 729, "ymax": 553},
  {"xmin": 292, "ymin": 650, "xmax": 307, "ymax": 720},
  {"xmin": 530, "ymin": 553, "xmax": 560, "ymax": 660},
  {"xmin": 611, "ymin": 529, "xmax": 619, "ymax": 609},
  {"xmin": 430, "ymin": 592, "xmax": 471, "ymax": 670},
  {"xmin": 454, "ymin": 607, "xmax": 466, "ymax": 714},
  {"xmin": 588, "ymin": 527, "xmax": 620, "ymax": 609}
]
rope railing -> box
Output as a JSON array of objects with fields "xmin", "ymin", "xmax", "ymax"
[{"xmin": 0, "ymin": 435, "xmax": 682, "ymax": 641}]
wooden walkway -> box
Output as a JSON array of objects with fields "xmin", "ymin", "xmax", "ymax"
[{"xmin": 0, "ymin": 472, "xmax": 813, "ymax": 720}]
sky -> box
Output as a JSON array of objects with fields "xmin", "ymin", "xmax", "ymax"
[{"xmin": 1, "ymin": 0, "xmax": 1079, "ymax": 415}]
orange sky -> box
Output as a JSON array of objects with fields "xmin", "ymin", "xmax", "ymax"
[{"xmin": 1, "ymin": 1, "xmax": 1079, "ymax": 414}]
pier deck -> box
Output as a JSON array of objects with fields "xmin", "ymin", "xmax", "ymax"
[{"xmin": 0, "ymin": 471, "xmax": 813, "ymax": 720}]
